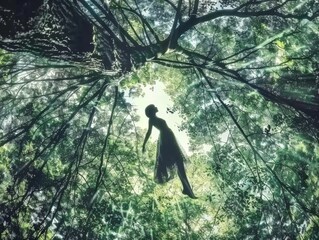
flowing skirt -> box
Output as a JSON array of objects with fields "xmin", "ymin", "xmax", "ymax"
[{"xmin": 154, "ymin": 128, "xmax": 186, "ymax": 184}]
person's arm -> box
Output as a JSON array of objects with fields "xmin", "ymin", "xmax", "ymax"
[{"xmin": 142, "ymin": 120, "xmax": 152, "ymax": 152}]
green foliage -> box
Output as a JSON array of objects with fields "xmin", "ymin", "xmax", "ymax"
[{"xmin": 1, "ymin": 0, "xmax": 319, "ymax": 239}]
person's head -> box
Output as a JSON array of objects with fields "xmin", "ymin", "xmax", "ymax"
[{"xmin": 145, "ymin": 104, "xmax": 158, "ymax": 118}]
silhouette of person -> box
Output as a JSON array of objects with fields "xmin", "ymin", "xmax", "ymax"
[{"xmin": 142, "ymin": 104, "xmax": 196, "ymax": 199}]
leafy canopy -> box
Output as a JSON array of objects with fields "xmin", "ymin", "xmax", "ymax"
[{"xmin": 1, "ymin": 0, "xmax": 319, "ymax": 239}]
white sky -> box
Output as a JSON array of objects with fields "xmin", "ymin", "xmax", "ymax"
[{"xmin": 125, "ymin": 81, "xmax": 191, "ymax": 155}]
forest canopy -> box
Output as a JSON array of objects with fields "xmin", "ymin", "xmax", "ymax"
[{"xmin": 1, "ymin": 0, "xmax": 319, "ymax": 239}]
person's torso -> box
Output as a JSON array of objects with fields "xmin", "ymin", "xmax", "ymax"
[{"xmin": 151, "ymin": 117, "xmax": 169, "ymax": 131}]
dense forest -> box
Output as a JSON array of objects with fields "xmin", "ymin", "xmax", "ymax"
[{"xmin": 1, "ymin": 0, "xmax": 319, "ymax": 239}]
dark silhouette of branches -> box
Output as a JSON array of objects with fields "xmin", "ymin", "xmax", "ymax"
[{"xmin": 1, "ymin": 0, "xmax": 317, "ymax": 72}]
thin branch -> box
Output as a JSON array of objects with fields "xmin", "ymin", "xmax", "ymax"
[
  {"xmin": 190, "ymin": 0, "xmax": 199, "ymax": 17},
  {"xmin": 168, "ymin": 0, "xmax": 183, "ymax": 49},
  {"xmin": 118, "ymin": 5, "xmax": 160, "ymax": 43},
  {"xmin": 90, "ymin": 0, "xmax": 140, "ymax": 46},
  {"xmin": 95, "ymin": 86, "xmax": 119, "ymax": 189}
]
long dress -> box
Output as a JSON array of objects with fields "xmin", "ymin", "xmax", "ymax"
[{"xmin": 151, "ymin": 117, "xmax": 196, "ymax": 198}]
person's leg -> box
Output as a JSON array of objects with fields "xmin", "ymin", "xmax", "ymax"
[
  {"xmin": 155, "ymin": 159, "xmax": 169, "ymax": 184},
  {"xmin": 176, "ymin": 161, "xmax": 197, "ymax": 199}
]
